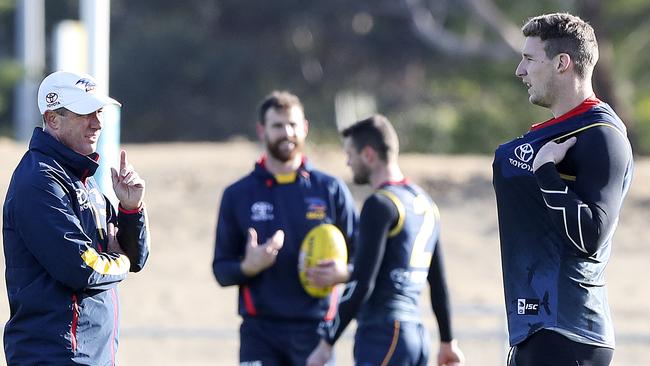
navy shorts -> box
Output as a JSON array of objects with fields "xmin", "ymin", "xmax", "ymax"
[
  {"xmin": 239, "ymin": 317, "xmax": 332, "ymax": 366},
  {"xmin": 507, "ymin": 329, "xmax": 614, "ymax": 366},
  {"xmin": 354, "ymin": 320, "xmax": 429, "ymax": 366}
]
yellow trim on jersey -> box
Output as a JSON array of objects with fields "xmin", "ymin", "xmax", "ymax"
[
  {"xmin": 553, "ymin": 122, "xmax": 626, "ymax": 142},
  {"xmin": 81, "ymin": 248, "xmax": 130, "ymax": 275},
  {"xmin": 552, "ymin": 122, "xmax": 627, "ymax": 182},
  {"xmin": 559, "ymin": 173, "xmax": 576, "ymax": 181},
  {"xmin": 376, "ymin": 189, "xmax": 405, "ymax": 237},
  {"xmin": 274, "ymin": 172, "xmax": 297, "ymax": 184}
]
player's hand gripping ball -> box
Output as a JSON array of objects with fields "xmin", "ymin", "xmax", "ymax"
[{"xmin": 298, "ymin": 224, "xmax": 348, "ymax": 298}]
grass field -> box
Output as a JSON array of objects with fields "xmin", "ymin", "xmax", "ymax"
[{"xmin": 0, "ymin": 139, "xmax": 648, "ymax": 365}]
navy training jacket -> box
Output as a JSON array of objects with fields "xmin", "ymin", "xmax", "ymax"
[
  {"xmin": 2, "ymin": 128, "xmax": 150, "ymax": 365},
  {"xmin": 213, "ymin": 158, "xmax": 357, "ymax": 321}
]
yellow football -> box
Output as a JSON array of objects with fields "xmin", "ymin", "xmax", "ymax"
[{"xmin": 298, "ymin": 224, "xmax": 348, "ymax": 298}]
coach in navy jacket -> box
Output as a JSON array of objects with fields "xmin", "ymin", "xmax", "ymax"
[{"xmin": 2, "ymin": 71, "xmax": 150, "ymax": 365}]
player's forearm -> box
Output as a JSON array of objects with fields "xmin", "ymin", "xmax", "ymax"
[
  {"xmin": 213, "ymin": 259, "xmax": 249, "ymax": 286},
  {"xmin": 535, "ymin": 126, "xmax": 631, "ymax": 255},
  {"xmin": 117, "ymin": 206, "xmax": 150, "ymax": 272},
  {"xmin": 429, "ymin": 243, "xmax": 454, "ymax": 341},
  {"xmin": 535, "ymin": 163, "xmax": 610, "ymax": 255}
]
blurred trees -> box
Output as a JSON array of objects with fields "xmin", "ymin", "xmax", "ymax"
[
  {"xmin": 0, "ymin": 0, "xmax": 21, "ymax": 136},
  {"xmin": 1, "ymin": 0, "xmax": 650, "ymax": 154}
]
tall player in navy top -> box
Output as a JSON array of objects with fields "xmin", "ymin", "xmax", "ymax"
[
  {"xmin": 213, "ymin": 91, "xmax": 357, "ymax": 365},
  {"xmin": 308, "ymin": 115, "xmax": 465, "ymax": 366},
  {"xmin": 493, "ymin": 13, "xmax": 633, "ymax": 366}
]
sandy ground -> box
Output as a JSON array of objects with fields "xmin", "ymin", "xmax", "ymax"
[{"xmin": 0, "ymin": 138, "xmax": 648, "ymax": 365}]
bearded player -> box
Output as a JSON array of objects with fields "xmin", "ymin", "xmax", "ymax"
[{"xmin": 213, "ymin": 91, "xmax": 357, "ymax": 365}]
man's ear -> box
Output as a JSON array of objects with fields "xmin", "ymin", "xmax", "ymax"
[
  {"xmin": 360, "ymin": 145, "xmax": 376, "ymax": 165},
  {"xmin": 43, "ymin": 110, "xmax": 59, "ymax": 130},
  {"xmin": 557, "ymin": 53, "xmax": 571, "ymax": 73}
]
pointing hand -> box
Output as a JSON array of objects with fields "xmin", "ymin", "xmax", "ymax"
[{"xmin": 111, "ymin": 150, "xmax": 145, "ymax": 210}]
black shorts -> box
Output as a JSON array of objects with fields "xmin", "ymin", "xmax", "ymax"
[
  {"xmin": 354, "ymin": 320, "xmax": 429, "ymax": 366},
  {"xmin": 239, "ymin": 317, "xmax": 328, "ymax": 366},
  {"xmin": 507, "ymin": 329, "xmax": 613, "ymax": 366}
]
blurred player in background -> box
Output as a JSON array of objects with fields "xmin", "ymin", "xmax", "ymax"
[
  {"xmin": 308, "ymin": 115, "xmax": 465, "ymax": 366},
  {"xmin": 212, "ymin": 91, "xmax": 357, "ymax": 365},
  {"xmin": 493, "ymin": 13, "xmax": 633, "ymax": 366}
]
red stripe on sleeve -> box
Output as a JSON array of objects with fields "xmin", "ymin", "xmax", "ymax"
[{"xmin": 242, "ymin": 286, "xmax": 257, "ymax": 316}]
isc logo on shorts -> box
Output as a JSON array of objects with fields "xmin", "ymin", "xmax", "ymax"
[{"xmin": 517, "ymin": 298, "xmax": 539, "ymax": 315}]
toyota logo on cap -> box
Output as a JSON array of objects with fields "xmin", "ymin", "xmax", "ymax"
[
  {"xmin": 514, "ymin": 143, "xmax": 534, "ymax": 162},
  {"xmin": 45, "ymin": 93, "xmax": 58, "ymax": 103}
]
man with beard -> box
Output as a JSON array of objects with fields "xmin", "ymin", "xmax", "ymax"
[
  {"xmin": 308, "ymin": 115, "xmax": 464, "ymax": 366},
  {"xmin": 213, "ymin": 91, "xmax": 357, "ymax": 365},
  {"xmin": 493, "ymin": 13, "xmax": 633, "ymax": 365}
]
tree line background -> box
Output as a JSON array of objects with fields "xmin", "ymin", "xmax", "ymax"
[{"xmin": 0, "ymin": 0, "xmax": 649, "ymax": 154}]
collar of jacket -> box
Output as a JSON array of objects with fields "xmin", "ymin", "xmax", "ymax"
[
  {"xmin": 252, "ymin": 156, "xmax": 312, "ymax": 186},
  {"xmin": 29, "ymin": 127, "xmax": 100, "ymax": 182},
  {"xmin": 530, "ymin": 95, "xmax": 601, "ymax": 131}
]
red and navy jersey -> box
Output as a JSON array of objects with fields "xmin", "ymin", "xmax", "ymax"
[
  {"xmin": 321, "ymin": 181, "xmax": 453, "ymax": 345},
  {"xmin": 2, "ymin": 128, "xmax": 150, "ymax": 365},
  {"xmin": 213, "ymin": 158, "xmax": 357, "ymax": 321},
  {"xmin": 493, "ymin": 97, "xmax": 633, "ymax": 348}
]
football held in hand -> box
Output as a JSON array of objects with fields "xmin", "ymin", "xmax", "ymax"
[{"xmin": 298, "ymin": 224, "xmax": 348, "ymax": 298}]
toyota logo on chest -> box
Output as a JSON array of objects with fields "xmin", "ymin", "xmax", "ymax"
[{"xmin": 514, "ymin": 143, "xmax": 534, "ymax": 162}]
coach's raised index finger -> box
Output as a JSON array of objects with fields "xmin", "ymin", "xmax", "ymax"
[{"xmin": 120, "ymin": 150, "xmax": 128, "ymax": 176}]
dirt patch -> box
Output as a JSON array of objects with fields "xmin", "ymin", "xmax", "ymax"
[{"xmin": 0, "ymin": 140, "xmax": 647, "ymax": 365}]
